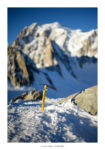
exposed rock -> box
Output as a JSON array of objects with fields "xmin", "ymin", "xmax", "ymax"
[
  {"xmin": 73, "ymin": 85, "xmax": 97, "ymax": 115},
  {"xmin": 78, "ymin": 30, "xmax": 98, "ymax": 57},
  {"xmin": 8, "ymin": 45, "xmax": 31, "ymax": 87},
  {"xmin": 12, "ymin": 23, "xmax": 38, "ymax": 50},
  {"xmin": 36, "ymin": 38, "xmax": 58, "ymax": 68},
  {"xmin": 58, "ymin": 85, "xmax": 97, "ymax": 115},
  {"xmin": 10, "ymin": 89, "xmax": 43, "ymax": 102},
  {"xmin": 77, "ymin": 56, "xmax": 97, "ymax": 68}
]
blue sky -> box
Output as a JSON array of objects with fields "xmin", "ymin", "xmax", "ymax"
[{"xmin": 8, "ymin": 8, "xmax": 97, "ymax": 44}]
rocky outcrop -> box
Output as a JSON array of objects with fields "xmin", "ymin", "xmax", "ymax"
[
  {"xmin": 74, "ymin": 85, "xmax": 97, "ymax": 115},
  {"xmin": 12, "ymin": 24, "xmax": 58, "ymax": 68},
  {"xmin": 33, "ymin": 38, "xmax": 58, "ymax": 68},
  {"xmin": 77, "ymin": 56, "xmax": 97, "ymax": 68},
  {"xmin": 10, "ymin": 89, "xmax": 43, "ymax": 102},
  {"xmin": 77, "ymin": 30, "xmax": 98, "ymax": 57},
  {"xmin": 8, "ymin": 45, "xmax": 31, "ymax": 87},
  {"xmin": 58, "ymin": 85, "xmax": 97, "ymax": 115},
  {"xmin": 12, "ymin": 23, "xmax": 38, "ymax": 50}
]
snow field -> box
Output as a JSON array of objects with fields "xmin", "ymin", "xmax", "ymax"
[{"xmin": 8, "ymin": 98, "xmax": 97, "ymax": 142}]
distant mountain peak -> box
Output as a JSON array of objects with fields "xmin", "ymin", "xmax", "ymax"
[
  {"xmin": 8, "ymin": 22, "xmax": 97, "ymax": 97},
  {"xmin": 12, "ymin": 22, "xmax": 97, "ymax": 69}
]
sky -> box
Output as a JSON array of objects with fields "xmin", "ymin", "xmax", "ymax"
[{"xmin": 8, "ymin": 8, "xmax": 97, "ymax": 45}]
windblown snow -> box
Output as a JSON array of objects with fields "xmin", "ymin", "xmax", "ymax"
[{"xmin": 8, "ymin": 98, "xmax": 97, "ymax": 142}]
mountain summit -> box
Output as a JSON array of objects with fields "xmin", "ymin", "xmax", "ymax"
[
  {"xmin": 8, "ymin": 22, "xmax": 97, "ymax": 98},
  {"xmin": 12, "ymin": 22, "xmax": 97, "ymax": 68}
]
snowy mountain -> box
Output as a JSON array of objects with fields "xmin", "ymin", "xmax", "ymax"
[
  {"xmin": 8, "ymin": 22, "xmax": 97, "ymax": 98},
  {"xmin": 12, "ymin": 22, "xmax": 97, "ymax": 68},
  {"xmin": 8, "ymin": 22, "xmax": 98, "ymax": 143}
]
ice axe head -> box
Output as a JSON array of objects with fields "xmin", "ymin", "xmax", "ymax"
[
  {"xmin": 40, "ymin": 83, "xmax": 56, "ymax": 90},
  {"xmin": 44, "ymin": 85, "xmax": 48, "ymax": 91}
]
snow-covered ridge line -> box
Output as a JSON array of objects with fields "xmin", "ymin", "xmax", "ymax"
[{"xmin": 12, "ymin": 22, "xmax": 97, "ymax": 61}]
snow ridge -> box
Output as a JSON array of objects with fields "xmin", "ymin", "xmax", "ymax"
[{"xmin": 12, "ymin": 22, "xmax": 98, "ymax": 63}]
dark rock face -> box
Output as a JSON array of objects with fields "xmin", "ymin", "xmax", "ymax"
[
  {"xmin": 10, "ymin": 90, "xmax": 42, "ymax": 102},
  {"xmin": 77, "ymin": 56, "xmax": 97, "ymax": 68},
  {"xmin": 8, "ymin": 46, "xmax": 31, "ymax": 87},
  {"xmin": 73, "ymin": 86, "xmax": 97, "ymax": 115}
]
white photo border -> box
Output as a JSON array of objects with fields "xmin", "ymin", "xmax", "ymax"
[{"xmin": 0, "ymin": 0, "xmax": 105, "ymax": 150}]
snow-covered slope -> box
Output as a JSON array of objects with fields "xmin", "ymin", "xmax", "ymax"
[
  {"xmin": 8, "ymin": 56, "xmax": 97, "ymax": 99},
  {"xmin": 12, "ymin": 22, "xmax": 97, "ymax": 68},
  {"xmin": 8, "ymin": 98, "xmax": 97, "ymax": 142},
  {"xmin": 8, "ymin": 22, "xmax": 97, "ymax": 98}
]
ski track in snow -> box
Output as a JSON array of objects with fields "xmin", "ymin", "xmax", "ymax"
[{"xmin": 8, "ymin": 98, "xmax": 97, "ymax": 143}]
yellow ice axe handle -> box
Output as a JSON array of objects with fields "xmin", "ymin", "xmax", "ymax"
[{"xmin": 42, "ymin": 85, "xmax": 48, "ymax": 111}]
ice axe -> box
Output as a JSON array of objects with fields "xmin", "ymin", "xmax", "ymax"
[
  {"xmin": 40, "ymin": 84, "xmax": 56, "ymax": 111},
  {"xmin": 42, "ymin": 84, "xmax": 48, "ymax": 111}
]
